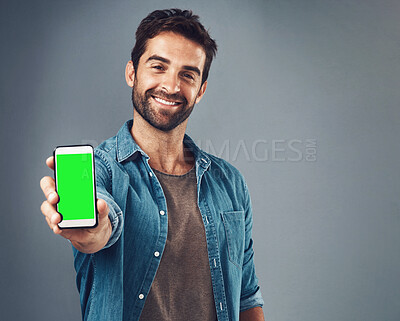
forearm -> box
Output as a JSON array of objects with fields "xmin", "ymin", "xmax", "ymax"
[{"xmin": 239, "ymin": 306, "xmax": 265, "ymax": 321}]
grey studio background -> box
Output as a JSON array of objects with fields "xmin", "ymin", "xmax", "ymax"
[{"xmin": 1, "ymin": 0, "xmax": 399, "ymax": 320}]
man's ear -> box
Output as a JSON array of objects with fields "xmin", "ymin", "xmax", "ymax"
[
  {"xmin": 125, "ymin": 61, "xmax": 135, "ymax": 88},
  {"xmin": 195, "ymin": 80, "xmax": 208, "ymax": 104}
]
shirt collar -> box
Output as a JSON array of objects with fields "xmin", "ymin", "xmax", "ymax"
[
  {"xmin": 116, "ymin": 119, "xmax": 211, "ymax": 170},
  {"xmin": 116, "ymin": 119, "xmax": 149, "ymax": 162},
  {"xmin": 182, "ymin": 134, "xmax": 211, "ymax": 170}
]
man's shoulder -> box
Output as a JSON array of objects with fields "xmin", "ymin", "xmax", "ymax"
[
  {"xmin": 185, "ymin": 135, "xmax": 243, "ymax": 180},
  {"xmin": 203, "ymin": 151, "xmax": 246, "ymax": 185},
  {"xmin": 201, "ymin": 151, "xmax": 250, "ymax": 206},
  {"xmin": 207, "ymin": 152, "xmax": 239, "ymax": 172},
  {"xmin": 94, "ymin": 135, "xmax": 118, "ymax": 163}
]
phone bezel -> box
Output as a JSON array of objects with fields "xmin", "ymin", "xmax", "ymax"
[{"xmin": 53, "ymin": 144, "xmax": 98, "ymax": 229}]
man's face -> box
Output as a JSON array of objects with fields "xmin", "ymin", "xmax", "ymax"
[{"xmin": 129, "ymin": 31, "xmax": 207, "ymax": 132}]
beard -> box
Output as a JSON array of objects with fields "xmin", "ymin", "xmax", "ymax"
[{"xmin": 131, "ymin": 84, "xmax": 196, "ymax": 132}]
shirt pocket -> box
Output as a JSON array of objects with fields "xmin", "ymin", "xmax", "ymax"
[{"xmin": 221, "ymin": 210, "xmax": 245, "ymax": 268}]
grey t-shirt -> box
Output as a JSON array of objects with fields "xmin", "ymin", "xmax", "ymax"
[{"xmin": 139, "ymin": 167, "xmax": 217, "ymax": 321}]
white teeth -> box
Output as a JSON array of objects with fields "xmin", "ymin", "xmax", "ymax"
[{"xmin": 154, "ymin": 97, "xmax": 180, "ymax": 106}]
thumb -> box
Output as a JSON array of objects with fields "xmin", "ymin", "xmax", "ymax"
[{"xmin": 97, "ymin": 199, "xmax": 109, "ymax": 221}]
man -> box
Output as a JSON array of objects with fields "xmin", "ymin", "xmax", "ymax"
[{"xmin": 40, "ymin": 9, "xmax": 264, "ymax": 321}]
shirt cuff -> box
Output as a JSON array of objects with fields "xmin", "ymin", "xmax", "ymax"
[
  {"xmin": 97, "ymin": 192, "xmax": 123, "ymax": 249},
  {"xmin": 240, "ymin": 287, "xmax": 264, "ymax": 312}
]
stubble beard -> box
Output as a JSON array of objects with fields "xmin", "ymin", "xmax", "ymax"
[{"xmin": 131, "ymin": 84, "xmax": 196, "ymax": 132}]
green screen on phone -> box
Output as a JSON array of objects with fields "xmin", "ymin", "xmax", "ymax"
[{"xmin": 56, "ymin": 153, "xmax": 95, "ymax": 220}]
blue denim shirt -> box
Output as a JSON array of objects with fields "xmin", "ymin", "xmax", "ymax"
[{"xmin": 73, "ymin": 120, "xmax": 264, "ymax": 321}]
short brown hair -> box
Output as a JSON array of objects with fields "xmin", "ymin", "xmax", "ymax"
[{"xmin": 131, "ymin": 9, "xmax": 217, "ymax": 85}]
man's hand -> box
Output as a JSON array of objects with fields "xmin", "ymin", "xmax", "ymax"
[
  {"xmin": 40, "ymin": 156, "xmax": 112, "ymax": 254},
  {"xmin": 239, "ymin": 307, "xmax": 265, "ymax": 321}
]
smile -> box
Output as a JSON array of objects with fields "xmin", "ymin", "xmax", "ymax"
[{"xmin": 152, "ymin": 96, "xmax": 182, "ymax": 107}]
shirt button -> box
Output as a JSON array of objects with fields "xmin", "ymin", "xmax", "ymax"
[
  {"xmin": 139, "ymin": 294, "xmax": 144, "ymax": 300},
  {"xmin": 159, "ymin": 210, "xmax": 165, "ymax": 215},
  {"xmin": 149, "ymin": 172, "xmax": 153, "ymax": 177},
  {"xmin": 154, "ymin": 251, "xmax": 160, "ymax": 257}
]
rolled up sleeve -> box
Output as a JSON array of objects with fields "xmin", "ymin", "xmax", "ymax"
[
  {"xmin": 240, "ymin": 182, "xmax": 264, "ymax": 312},
  {"xmin": 95, "ymin": 151, "xmax": 123, "ymax": 249}
]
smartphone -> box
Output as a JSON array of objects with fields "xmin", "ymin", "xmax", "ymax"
[{"xmin": 54, "ymin": 145, "xmax": 98, "ymax": 229}]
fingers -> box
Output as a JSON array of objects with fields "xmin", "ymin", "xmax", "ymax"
[
  {"xmin": 40, "ymin": 199, "xmax": 62, "ymax": 232},
  {"xmin": 40, "ymin": 176, "xmax": 59, "ymax": 204},
  {"xmin": 46, "ymin": 156, "xmax": 54, "ymax": 170},
  {"xmin": 97, "ymin": 198, "xmax": 109, "ymax": 220},
  {"xmin": 42, "ymin": 156, "xmax": 62, "ymax": 234},
  {"xmin": 95, "ymin": 199, "xmax": 112, "ymax": 249},
  {"xmin": 52, "ymin": 224, "xmax": 63, "ymax": 235}
]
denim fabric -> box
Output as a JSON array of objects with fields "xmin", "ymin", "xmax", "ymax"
[{"xmin": 73, "ymin": 120, "xmax": 264, "ymax": 321}]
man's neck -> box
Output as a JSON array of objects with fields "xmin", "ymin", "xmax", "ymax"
[{"xmin": 130, "ymin": 111, "xmax": 194, "ymax": 175}]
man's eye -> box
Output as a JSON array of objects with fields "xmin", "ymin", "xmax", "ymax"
[
  {"xmin": 152, "ymin": 65, "xmax": 164, "ymax": 70},
  {"xmin": 183, "ymin": 73, "xmax": 194, "ymax": 80}
]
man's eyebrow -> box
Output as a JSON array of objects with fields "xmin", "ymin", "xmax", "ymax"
[
  {"xmin": 182, "ymin": 65, "xmax": 201, "ymax": 76},
  {"xmin": 146, "ymin": 55, "xmax": 201, "ymax": 76},
  {"xmin": 146, "ymin": 55, "xmax": 170, "ymax": 64}
]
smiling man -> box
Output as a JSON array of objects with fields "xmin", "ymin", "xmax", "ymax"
[{"xmin": 40, "ymin": 8, "xmax": 264, "ymax": 321}]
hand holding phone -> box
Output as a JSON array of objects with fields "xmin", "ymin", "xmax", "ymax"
[{"xmin": 40, "ymin": 149, "xmax": 112, "ymax": 253}]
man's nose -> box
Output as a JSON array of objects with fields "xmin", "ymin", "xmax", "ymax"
[{"xmin": 161, "ymin": 71, "xmax": 180, "ymax": 93}]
